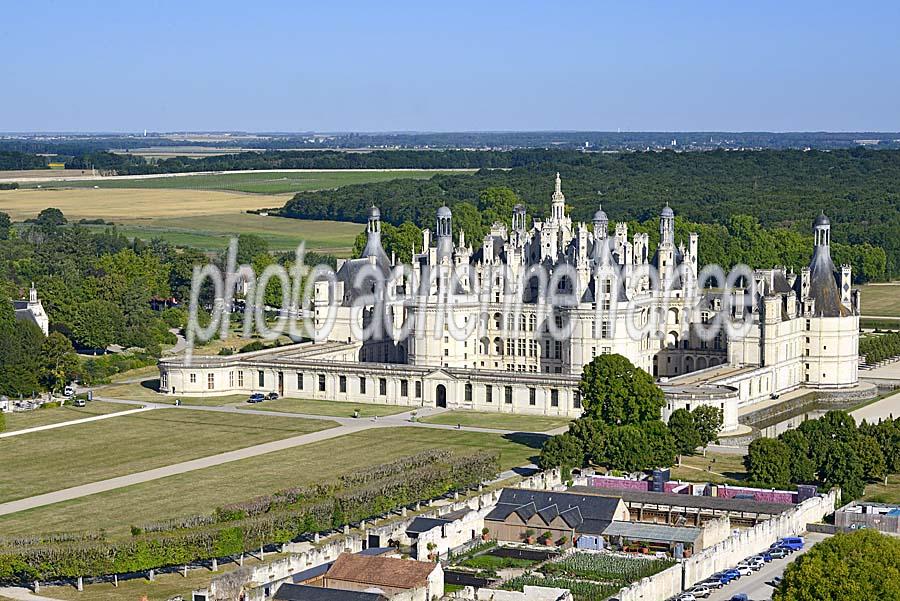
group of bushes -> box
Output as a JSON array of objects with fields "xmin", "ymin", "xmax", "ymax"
[
  {"xmin": 0, "ymin": 450, "xmax": 499, "ymax": 583},
  {"xmin": 77, "ymin": 352, "xmax": 159, "ymax": 385},
  {"xmin": 860, "ymin": 331, "xmax": 900, "ymax": 364}
]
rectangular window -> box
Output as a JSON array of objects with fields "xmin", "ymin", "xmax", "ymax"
[
  {"xmin": 554, "ymin": 341, "xmax": 562, "ymax": 360},
  {"xmin": 207, "ymin": 373, "xmax": 214, "ymax": 390},
  {"xmin": 189, "ymin": 373, "xmax": 197, "ymax": 384},
  {"xmin": 160, "ymin": 373, "xmax": 168, "ymax": 389},
  {"xmin": 415, "ymin": 380, "xmax": 422, "ymax": 398},
  {"xmin": 465, "ymin": 383, "xmax": 473, "ymax": 401},
  {"xmin": 297, "ymin": 372, "xmax": 303, "ymax": 390},
  {"xmin": 318, "ymin": 374, "xmax": 325, "ymax": 392},
  {"xmin": 486, "ymin": 386, "xmax": 493, "ymax": 403},
  {"xmin": 237, "ymin": 371, "xmax": 244, "ymax": 387},
  {"xmin": 360, "ymin": 377, "xmax": 367, "ymax": 394},
  {"xmin": 229, "ymin": 371, "xmax": 234, "ymax": 388},
  {"xmin": 574, "ymin": 390, "xmax": 582, "ymax": 409},
  {"xmin": 505, "ymin": 386, "xmax": 512, "ymax": 404},
  {"xmin": 401, "ymin": 379, "xmax": 408, "ymax": 397},
  {"xmin": 339, "ymin": 375, "xmax": 347, "ymax": 393},
  {"xmin": 529, "ymin": 387, "xmax": 536, "ymax": 405},
  {"xmin": 258, "ymin": 370, "xmax": 265, "ymax": 387},
  {"xmin": 379, "ymin": 378, "xmax": 387, "ymax": 396},
  {"xmin": 551, "ymin": 389, "xmax": 559, "ymax": 407}
]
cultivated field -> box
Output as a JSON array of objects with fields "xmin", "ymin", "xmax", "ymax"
[
  {"xmin": 15, "ymin": 169, "xmax": 466, "ymax": 194},
  {"xmin": 1, "ymin": 409, "xmax": 334, "ymax": 503},
  {"xmin": 858, "ymin": 282, "xmax": 900, "ymax": 317},
  {"xmin": 0, "ymin": 427, "xmax": 540, "ymax": 539},
  {"xmin": 0, "ymin": 188, "xmax": 364, "ymax": 253}
]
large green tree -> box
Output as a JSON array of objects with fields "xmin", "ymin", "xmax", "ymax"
[
  {"xmin": 40, "ymin": 332, "xmax": 78, "ymax": 394},
  {"xmin": 668, "ymin": 408, "xmax": 702, "ymax": 459},
  {"xmin": 745, "ymin": 437, "xmax": 792, "ymax": 487},
  {"xmin": 579, "ymin": 354, "xmax": 665, "ymax": 425},
  {"xmin": 692, "ymin": 405, "xmax": 724, "ymax": 449},
  {"xmin": 775, "ymin": 530, "xmax": 900, "ymax": 601}
]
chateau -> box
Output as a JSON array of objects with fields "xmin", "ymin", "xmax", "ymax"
[{"xmin": 159, "ymin": 174, "xmax": 862, "ymax": 432}]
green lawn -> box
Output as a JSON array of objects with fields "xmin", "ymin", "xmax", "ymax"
[
  {"xmin": 863, "ymin": 474, "xmax": 900, "ymax": 504},
  {"xmin": 99, "ymin": 380, "xmax": 247, "ymax": 406},
  {"xmin": 419, "ymin": 410, "xmax": 572, "ymax": 432},
  {"xmin": 858, "ymin": 283, "xmax": 900, "ymax": 317},
  {"xmin": 1, "ymin": 409, "xmax": 334, "ymax": 503},
  {"xmin": 0, "ymin": 427, "xmax": 542, "ymax": 539},
  {"xmin": 2, "ymin": 401, "xmax": 131, "ymax": 432},
  {"xmin": 27, "ymin": 169, "xmax": 468, "ymax": 195},
  {"xmin": 37, "ymin": 553, "xmax": 286, "ymax": 601},
  {"xmin": 247, "ymin": 397, "xmax": 411, "ymax": 418},
  {"xmin": 668, "ymin": 452, "xmax": 749, "ymax": 484}
]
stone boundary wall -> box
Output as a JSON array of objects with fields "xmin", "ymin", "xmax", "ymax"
[
  {"xmin": 201, "ymin": 470, "xmax": 563, "ymax": 601},
  {"xmin": 614, "ymin": 489, "xmax": 838, "ymax": 601}
]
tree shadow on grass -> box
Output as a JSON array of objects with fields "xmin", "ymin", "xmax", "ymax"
[
  {"xmin": 140, "ymin": 378, "xmax": 160, "ymax": 392},
  {"xmin": 502, "ymin": 432, "xmax": 550, "ymax": 468}
]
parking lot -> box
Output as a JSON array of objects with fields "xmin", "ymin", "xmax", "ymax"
[{"xmin": 702, "ymin": 532, "xmax": 829, "ymax": 601}]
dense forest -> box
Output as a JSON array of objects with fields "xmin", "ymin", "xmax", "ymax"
[{"xmin": 282, "ymin": 149, "xmax": 900, "ymax": 278}]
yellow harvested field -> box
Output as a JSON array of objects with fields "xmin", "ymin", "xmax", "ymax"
[{"xmin": 0, "ymin": 187, "xmax": 278, "ymax": 221}]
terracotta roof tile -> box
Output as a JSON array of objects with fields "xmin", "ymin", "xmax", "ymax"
[{"xmin": 325, "ymin": 553, "xmax": 436, "ymax": 589}]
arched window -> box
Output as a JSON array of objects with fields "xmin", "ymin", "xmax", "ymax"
[{"xmin": 494, "ymin": 337, "xmax": 503, "ymax": 355}]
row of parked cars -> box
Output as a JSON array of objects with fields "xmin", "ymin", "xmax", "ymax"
[
  {"xmin": 247, "ymin": 392, "xmax": 279, "ymax": 403},
  {"xmin": 674, "ymin": 537, "xmax": 804, "ymax": 601}
]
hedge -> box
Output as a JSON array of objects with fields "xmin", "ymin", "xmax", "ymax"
[{"xmin": 0, "ymin": 450, "xmax": 498, "ymax": 583}]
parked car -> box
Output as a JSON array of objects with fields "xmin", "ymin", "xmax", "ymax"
[
  {"xmin": 64, "ymin": 385, "xmax": 75, "ymax": 397},
  {"xmin": 677, "ymin": 594, "xmax": 697, "ymax": 601},
  {"xmin": 247, "ymin": 393, "xmax": 266, "ymax": 403},
  {"xmin": 757, "ymin": 552, "xmax": 773, "ymax": 562},
  {"xmin": 266, "ymin": 392, "xmax": 279, "ymax": 400},
  {"xmin": 733, "ymin": 565, "xmax": 753, "ymax": 577},
  {"xmin": 702, "ymin": 575, "xmax": 726, "ymax": 588},
  {"xmin": 689, "ymin": 585, "xmax": 711, "ymax": 598},
  {"xmin": 768, "ymin": 547, "xmax": 788, "ymax": 559},
  {"xmin": 73, "ymin": 398, "xmax": 86, "ymax": 407},
  {"xmin": 779, "ymin": 536, "xmax": 805, "ymax": 551},
  {"xmin": 767, "ymin": 576, "xmax": 783, "ymax": 587},
  {"xmin": 723, "ymin": 569, "xmax": 742, "ymax": 581},
  {"xmin": 729, "ymin": 594, "xmax": 748, "ymax": 601}
]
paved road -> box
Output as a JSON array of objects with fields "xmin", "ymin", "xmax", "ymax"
[
  {"xmin": 851, "ymin": 390, "xmax": 900, "ymax": 424},
  {"xmin": 1, "ymin": 396, "xmax": 550, "ymax": 517},
  {"xmin": 0, "ymin": 406, "xmax": 156, "ymax": 439},
  {"xmin": 702, "ymin": 532, "xmax": 828, "ymax": 601},
  {"xmin": 0, "ymin": 421, "xmax": 374, "ymax": 517}
]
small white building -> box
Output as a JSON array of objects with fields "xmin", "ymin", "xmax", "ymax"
[{"xmin": 12, "ymin": 283, "xmax": 49, "ymax": 336}]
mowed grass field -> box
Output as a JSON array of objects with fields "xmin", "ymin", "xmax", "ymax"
[
  {"xmin": 0, "ymin": 427, "xmax": 541, "ymax": 539},
  {"xmin": 419, "ymin": 410, "xmax": 572, "ymax": 432},
  {"xmin": 0, "ymin": 187, "xmax": 364, "ymax": 253},
  {"xmin": 0, "ymin": 409, "xmax": 335, "ymax": 503},
  {"xmin": 16, "ymin": 169, "xmax": 468, "ymax": 194},
  {"xmin": 249, "ymin": 397, "xmax": 411, "ymax": 418},
  {"xmin": 2, "ymin": 401, "xmax": 131, "ymax": 432},
  {"xmin": 858, "ymin": 282, "xmax": 900, "ymax": 317}
]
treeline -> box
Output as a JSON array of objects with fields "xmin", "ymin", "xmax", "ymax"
[
  {"xmin": 347, "ymin": 187, "xmax": 887, "ymax": 283},
  {"xmin": 745, "ymin": 411, "xmax": 900, "ymax": 502},
  {"xmin": 0, "ymin": 208, "xmax": 197, "ymax": 396},
  {"xmin": 538, "ymin": 354, "xmax": 724, "ymax": 474},
  {"xmin": 0, "ymin": 450, "xmax": 498, "ymax": 583},
  {"xmin": 860, "ymin": 332, "xmax": 900, "ymax": 364},
  {"xmin": 0, "ymin": 151, "xmax": 47, "ymax": 170},
  {"xmin": 282, "ymin": 149, "xmax": 900, "ymax": 278}
]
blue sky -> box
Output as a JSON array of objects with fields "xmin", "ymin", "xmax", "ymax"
[{"xmin": 2, "ymin": 1, "xmax": 899, "ymax": 132}]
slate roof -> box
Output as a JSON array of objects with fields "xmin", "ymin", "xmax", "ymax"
[
  {"xmin": 602, "ymin": 520, "xmax": 702, "ymax": 545},
  {"xmin": 274, "ymin": 583, "xmax": 387, "ymax": 601},
  {"xmin": 325, "ymin": 553, "xmax": 436, "ymax": 590},
  {"xmin": 485, "ymin": 488, "xmax": 623, "ymax": 535},
  {"xmin": 567, "ymin": 486, "xmax": 792, "ymax": 515},
  {"xmin": 802, "ymin": 245, "xmax": 850, "ymax": 317},
  {"xmin": 405, "ymin": 517, "xmax": 449, "ymax": 535}
]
